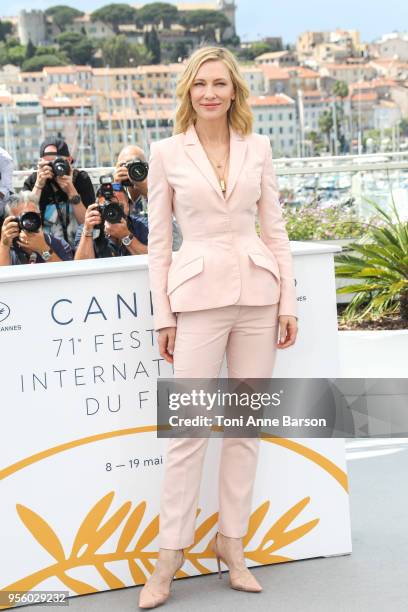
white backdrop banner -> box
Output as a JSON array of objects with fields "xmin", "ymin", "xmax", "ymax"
[{"xmin": 0, "ymin": 247, "xmax": 351, "ymax": 610}]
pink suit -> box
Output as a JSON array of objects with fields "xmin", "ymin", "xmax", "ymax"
[{"xmin": 147, "ymin": 122, "xmax": 297, "ymax": 549}]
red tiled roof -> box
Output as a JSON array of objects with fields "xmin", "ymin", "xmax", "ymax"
[
  {"xmin": 260, "ymin": 65, "xmax": 290, "ymax": 80},
  {"xmin": 323, "ymin": 62, "xmax": 370, "ymax": 70},
  {"xmin": 98, "ymin": 108, "xmax": 174, "ymax": 120},
  {"xmin": 349, "ymin": 78, "xmax": 397, "ymax": 90},
  {"xmin": 41, "ymin": 96, "xmax": 92, "ymax": 108},
  {"xmin": 45, "ymin": 83, "xmax": 86, "ymax": 96},
  {"xmin": 43, "ymin": 65, "xmax": 92, "ymax": 74},
  {"xmin": 350, "ymin": 92, "xmax": 378, "ymax": 102},
  {"xmin": 248, "ymin": 94, "xmax": 295, "ymax": 106},
  {"xmin": 21, "ymin": 71, "xmax": 45, "ymax": 79},
  {"xmin": 300, "ymin": 89, "xmax": 323, "ymax": 97},
  {"xmin": 261, "ymin": 65, "xmax": 319, "ymax": 80}
]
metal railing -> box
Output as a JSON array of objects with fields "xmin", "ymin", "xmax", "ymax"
[
  {"xmin": 10, "ymin": 150, "xmax": 408, "ymax": 184},
  {"xmin": 8, "ymin": 153, "xmax": 408, "ymax": 224}
]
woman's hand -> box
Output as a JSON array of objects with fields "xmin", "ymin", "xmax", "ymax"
[
  {"xmin": 277, "ymin": 315, "xmax": 298, "ymax": 349},
  {"xmin": 158, "ymin": 326, "xmax": 177, "ymax": 363}
]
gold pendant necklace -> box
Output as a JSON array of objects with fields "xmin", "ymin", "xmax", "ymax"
[
  {"xmin": 199, "ymin": 134, "xmax": 229, "ymax": 194},
  {"xmin": 207, "ymin": 150, "xmax": 229, "ymax": 193}
]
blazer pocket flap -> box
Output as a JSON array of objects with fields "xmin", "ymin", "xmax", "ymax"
[
  {"xmin": 167, "ymin": 255, "xmax": 204, "ymax": 295},
  {"xmin": 248, "ymin": 252, "xmax": 280, "ymax": 280}
]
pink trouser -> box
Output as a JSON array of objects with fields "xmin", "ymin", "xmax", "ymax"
[{"xmin": 159, "ymin": 303, "xmax": 279, "ymax": 549}]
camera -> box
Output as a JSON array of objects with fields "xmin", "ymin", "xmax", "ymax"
[
  {"xmin": 120, "ymin": 158, "xmax": 149, "ymax": 185},
  {"xmin": 14, "ymin": 211, "xmax": 42, "ymax": 233},
  {"xmin": 97, "ymin": 174, "xmax": 115, "ymax": 201},
  {"xmin": 48, "ymin": 156, "xmax": 70, "ymax": 177},
  {"xmin": 96, "ymin": 174, "xmax": 125, "ymax": 224}
]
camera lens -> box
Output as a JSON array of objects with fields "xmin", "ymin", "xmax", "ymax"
[
  {"xmin": 102, "ymin": 202, "xmax": 124, "ymax": 224},
  {"xmin": 19, "ymin": 212, "xmax": 42, "ymax": 232},
  {"xmin": 126, "ymin": 159, "xmax": 148, "ymax": 182},
  {"xmin": 51, "ymin": 157, "xmax": 70, "ymax": 176}
]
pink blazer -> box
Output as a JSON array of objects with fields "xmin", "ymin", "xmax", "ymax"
[{"xmin": 147, "ymin": 122, "xmax": 298, "ymax": 332}]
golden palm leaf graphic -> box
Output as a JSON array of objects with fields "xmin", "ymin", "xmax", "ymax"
[{"xmin": 0, "ymin": 492, "xmax": 319, "ymax": 608}]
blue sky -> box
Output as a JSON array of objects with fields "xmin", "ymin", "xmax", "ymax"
[{"xmin": 1, "ymin": 0, "xmax": 407, "ymax": 44}]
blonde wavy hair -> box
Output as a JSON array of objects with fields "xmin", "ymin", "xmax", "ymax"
[{"xmin": 173, "ymin": 45, "xmax": 253, "ymax": 136}]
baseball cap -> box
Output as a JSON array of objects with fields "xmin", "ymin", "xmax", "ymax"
[{"xmin": 40, "ymin": 137, "xmax": 70, "ymax": 158}]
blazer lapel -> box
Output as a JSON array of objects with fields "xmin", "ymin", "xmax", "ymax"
[
  {"xmin": 225, "ymin": 127, "xmax": 247, "ymax": 201},
  {"xmin": 183, "ymin": 122, "xmax": 247, "ymax": 201}
]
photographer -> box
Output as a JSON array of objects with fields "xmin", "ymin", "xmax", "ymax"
[
  {"xmin": 115, "ymin": 145, "xmax": 149, "ymax": 214},
  {"xmin": 23, "ymin": 137, "xmax": 95, "ymax": 246},
  {"xmin": 115, "ymin": 145, "xmax": 182, "ymax": 251},
  {"xmin": 74, "ymin": 177, "xmax": 148, "ymax": 260},
  {"xmin": 0, "ymin": 146, "xmax": 14, "ymax": 219},
  {"xmin": 0, "ymin": 192, "xmax": 73, "ymax": 266}
]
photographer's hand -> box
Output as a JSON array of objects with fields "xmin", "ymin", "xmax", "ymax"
[
  {"xmin": 113, "ymin": 166, "xmax": 130, "ymax": 184},
  {"xmin": 34, "ymin": 160, "xmax": 53, "ymax": 192},
  {"xmin": 17, "ymin": 229, "xmax": 62, "ymax": 263},
  {"xmin": 105, "ymin": 219, "xmax": 147, "ymax": 254},
  {"xmin": 104, "ymin": 218, "xmax": 129, "ymax": 241},
  {"xmin": 74, "ymin": 203, "xmax": 100, "ymax": 261},
  {"xmin": 55, "ymin": 173, "xmax": 75, "ymax": 196},
  {"xmin": 0, "ymin": 216, "xmax": 19, "ymax": 248},
  {"xmin": 0, "ymin": 216, "xmax": 19, "ymax": 265},
  {"xmin": 17, "ymin": 229, "xmax": 48, "ymax": 254},
  {"xmin": 83, "ymin": 203, "xmax": 102, "ymax": 232},
  {"xmin": 114, "ymin": 165, "xmax": 147, "ymax": 199},
  {"xmin": 55, "ymin": 172, "xmax": 86, "ymax": 224}
]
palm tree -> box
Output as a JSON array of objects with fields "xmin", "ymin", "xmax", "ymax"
[
  {"xmin": 318, "ymin": 111, "xmax": 333, "ymax": 151},
  {"xmin": 335, "ymin": 189, "xmax": 408, "ymax": 322},
  {"xmin": 332, "ymin": 80, "xmax": 349, "ymax": 152}
]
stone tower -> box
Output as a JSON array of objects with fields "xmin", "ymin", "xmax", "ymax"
[
  {"xmin": 18, "ymin": 10, "xmax": 48, "ymax": 46},
  {"xmin": 216, "ymin": 0, "xmax": 237, "ymax": 36}
]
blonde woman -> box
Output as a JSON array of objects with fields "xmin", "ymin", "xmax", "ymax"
[{"xmin": 141, "ymin": 45, "xmax": 298, "ymax": 608}]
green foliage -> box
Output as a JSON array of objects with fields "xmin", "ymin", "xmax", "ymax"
[
  {"xmin": 177, "ymin": 9, "xmax": 229, "ymax": 29},
  {"xmin": 334, "ymin": 188, "xmax": 408, "ymax": 322},
  {"xmin": 56, "ymin": 31, "xmax": 94, "ymax": 64},
  {"xmin": 144, "ymin": 27, "xmax": 161, "ymax": 64},
  {"xmin": 25, "ymin": 39, "xmax": 36, "ymax": 60},
  {"xmin": 45, "ymin": 5, "xmax": 84, "ymax": 31},
  {"xmin": 35, "ymin": 45, "xmax": 60, "ymax": 56},
  {"xmin": 318, "ymin": 110, "xmax": 334, "ymax": 145},
  {"xmin": 91, "ymin": 4, "xmax": 137, "ymax": 30},
  {"xmin": 135, "ymin": 2, "xmax": 178, "ymax": 28},
  {"xmin": 0, "ymin": 19, "xmax": 13, "ymax": 42},
  {"xmin": 69, "ymin": 38, "xmax": 94, "ymax": 65},
  {"xmin": 223, "ymin": 34, "xmax": 241, "ymax": 47},
  {"xmin": 238, "ymin": 40, "xmax": 283, "ymax": 61},
  {"xmin": 22, "ymin": 54, "xmax": 67, "ymax": 71},
  {"xmin": 283, "ymin": 200, "xmax": 371, "ymax": 241},
  {"xmin": 399, "ymin": 117, "xmax": 408, "ymax": 137},
  {"xmin": 31, "ymin": 45, "xmax": 68, "ymax": 65},
  {"xmin": 56, "ymin": 31, "xmax": 83, "ymax": 45},
  {"xmin": 0, "ymin": 44, "xmax": 8, "ymax": 66},
  {"xmin": 5, "ymin": 38, "xmax": 21, "ymax": 48},
  {"xmin": 332, "ymin": 80, "xmax": 349, "ymax": 98},
  {"xmin": 165, "ymin": 40, "xmax": 188, "ymax": 62},
  {"xmin": 101, "ymin": 35, "xmax": 153, "ymax": 67},
  {"xmin": 5, "ymin": 44, "xmax": 26, "ymax": 66}
]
